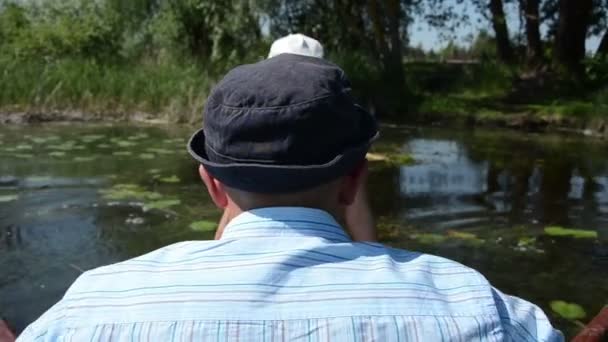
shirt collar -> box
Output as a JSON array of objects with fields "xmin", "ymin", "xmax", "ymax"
[{"xmin": 221, "ymin": 207, "xmax": 351, "ymax": 243}]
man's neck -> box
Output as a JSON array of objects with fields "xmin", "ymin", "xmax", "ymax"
[{"xmin": 214, "ymin": 205, "xmax": 344, "ymax": 240}]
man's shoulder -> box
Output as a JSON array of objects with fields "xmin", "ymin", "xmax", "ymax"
[
  {"xmin": 67, "ymin": 240, "xmax": 221, "ymax": 294},
  {"xmin": 356, "ymin": 242, "xmax": 491, "ymax": 284}
]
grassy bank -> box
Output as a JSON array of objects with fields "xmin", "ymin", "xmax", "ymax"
[
  {"xmin": 0, "ymin": 56, "xmax": 215, "ymax": 123},
  {"xmin": 1, "ymin": 56, "xmax": 607, "ymax": 135},
  {"xmin": 406, "ymin": 62, "xmax": 608, "ymax": 134}
]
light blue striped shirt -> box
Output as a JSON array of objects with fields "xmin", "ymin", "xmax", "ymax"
[{"xmin": 19, "ymin": 207, "xmax": 563, "ymax": 341}]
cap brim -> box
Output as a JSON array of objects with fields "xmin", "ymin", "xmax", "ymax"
[{"xmin": 187, "ymin": 128, "xmax": 378, "ymax": 193}]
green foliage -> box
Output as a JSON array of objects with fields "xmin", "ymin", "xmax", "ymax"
[
  {"xmin": 189, "ymin": 220, "xmax": 217, "ymax": 232},
  {"xmin": 0, "ymin": 55, "xmax": 212, "ymax": 121},
  {"xmin": 544, "ymin": 226, "xmax": 598, "ymax": 239},
  {"xmin": 2, "ymin": 0, "xmax": 123, "ymax": 59},
  {"xmin": 585, "ymin": 57, "xmax": 608, "ymax": 86},
  {"xmin": 550, "ymin": 300, "xmax": 587, "ymax": 320}
]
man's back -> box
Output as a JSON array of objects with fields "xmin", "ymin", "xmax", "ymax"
[{"xmin": 19, "ymin": 208, "xmax": 562, "ymax": 341}]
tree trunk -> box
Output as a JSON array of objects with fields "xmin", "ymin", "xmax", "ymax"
[
  {"xmin": 489, "ymin": 0, "xmax": 514, "ymax": 64},
  {"xmin": 383, "ymin": 0, "xmax": 405, "ymax": 89},
  {"xmin": 596, "ymin": 30, "xmax": 608, "ymax": 57},
  {"xmin": 521, "ymin": 0, "xmax": 543, "ymax": 67},
  {"xmin": 554, "ymin": 0, "xmax": 593, "ymax": 75},
  {"xmin": 367, "ymin": 0, "xmax": 390, "ymax": 63}
]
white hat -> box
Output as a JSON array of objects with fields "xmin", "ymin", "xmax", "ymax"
[{"xmin": 268, "ymin": 34, "xmax": 324, "ymax": 59}]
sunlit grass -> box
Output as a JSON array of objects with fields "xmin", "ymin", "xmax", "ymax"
[{"xmin": 0, "ymin": 55, "xmax": 215, "ymax": 123}]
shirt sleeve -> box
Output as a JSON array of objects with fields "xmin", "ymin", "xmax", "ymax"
[
  {"xmin": 16, "ymin": 300, "xmax": 66, "ymax": 342},
  {"xmin": 492, "ymin": 287, "xmax": 565, "ymax": 342}
]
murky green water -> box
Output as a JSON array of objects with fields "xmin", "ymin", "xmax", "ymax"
[{"xmin": 1, "ymin": 124, "xmax": 607, "ymax": 338}]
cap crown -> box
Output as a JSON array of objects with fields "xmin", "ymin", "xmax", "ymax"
[{"xmin": 202, "ymin": 54, "xmax": 376, "ymax": 166}]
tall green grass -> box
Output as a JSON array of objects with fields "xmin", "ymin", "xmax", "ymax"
[{"xmin": 0, "ymin": 55, "xmax": 216, "ymax": 123}]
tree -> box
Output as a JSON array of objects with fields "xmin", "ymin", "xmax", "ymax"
[
  {"xmin": 520, "ymin": 0, "xmax": 543, "ymax": 67},
  {"xmin": 597, "ymin": 30, "xmax": 608, "ymax": 57},
  {"xmin": 553, "ymin": 0, "xmax": 593, "ymax": 75},
  {"xmin": 489, "ymin": 0, "xmax": 514, "ymax": 63}
]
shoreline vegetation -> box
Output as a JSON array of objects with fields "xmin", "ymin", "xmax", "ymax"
[
  {"xmin": 1, "ymin": 0, "xmax": 607, "ymax": 138},
  {"xmin": 1, "ymin": 56, "xmax": 607, "ymax": 138}
]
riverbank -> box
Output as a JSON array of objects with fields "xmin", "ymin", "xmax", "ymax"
[
  {"xmin": 2, "ymin": 107, "xmax": 606, "ymax": 139},
  {"xmin": 2, "ymin": 59, "xmax": 607, "ymax": 138}
]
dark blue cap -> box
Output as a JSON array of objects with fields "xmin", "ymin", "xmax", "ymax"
[{"xmin": 188, "ymin": 54, "xmax": 378, "ymax": 193}]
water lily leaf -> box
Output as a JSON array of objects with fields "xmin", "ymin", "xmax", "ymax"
[
  {"xmin": 447, "ymin": 230, "xmax": 485, "ymax": 245},
  {"xmin": 30, "ymin": 137, "xmax": 48, "ymax": 144},
  {"xmin": 100, "ymin": 184, "xmax": 163, "ymax": 201},
  {"xmin": 116, "ymin": 140, "xmax": 137, "ymax": 147},
  {"xmin": 98, "ymin": 144, "xmax": 112, "ymax": 149},
  {"xmin": 190, "ymin": 220, "xmax": 217, "ymax": 232},
  {"xmin": 544, "ymin": 226, "xmax": 598, "ymax": 239},
  {"xmin": 80, "ymin": 134, "xmax": 105, "ymax": 142},
  {"xmin": 160, "ymin": 175, "xmax": 180, "ymax": 183},
  {"xmin": 144, "ymin": 199, "xmax": 181, "ymax": 211},
  {"xmin": 128, "ymin": 133, "xmax": 149, "ymax": 140},
  {"xmin": 146, "ymin": 148, "xmax": 173, "ymax": 155},
  {"xmin": 48, "ymin": 142, "xmax": 76, "ymax": 151},
  {"xmin": 14, "ymin": 153, "xmax": 34, "ymax": 159},
  {"xmin": 550, "ymin": 300, "xmax": 586, "ymax": 320},
  {"xmin": 138, "ymin": 153, "xmax": 155, "ymax": 160},
  {"xmin": 410, "ymin": 233, "xmax": 446, "ymax": 244},
  {"xmin": 148, "ymin": 169, "xmax": 162, "ymax": 174},
  {"xmin": 16, "ymin": 144, "xmax": 33, "ymax": 150},
  {"xmin": 517, "ymin": 237, "xmax": 536, "ymax": 247},
  {"xmin": 0, "ymin": 195, "xmax": 18, "ymax": 203},
  {"xmin": 74, "ymin": 156, "xmax": 97, "ymax": 162},
  {"xmin": 112, "ymin": 151, "xmax": 133, "ymax": 157},
  {"xmin": 49, "ymin": 151, "xmax": 66, "ymax": 157}
]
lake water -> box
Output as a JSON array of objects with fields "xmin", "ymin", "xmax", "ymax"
[{"xmin": 1, "ymin": 123, "xmax": 607, "ymax": 338}]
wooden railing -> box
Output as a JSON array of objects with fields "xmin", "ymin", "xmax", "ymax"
[
  {"xmin": 0, "ymin": 320, "xmax": 15, "ymax": 342},
  {"xmin": 572, "ymin": 307, "xmax": 608, "ymax": 342}
]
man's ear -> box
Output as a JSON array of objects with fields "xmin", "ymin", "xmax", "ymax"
[
  {"xmin": 198, "ymin": 165, "xmax": 229, "ymax": 209},
  {"xmin": 338, "ymin": 160, "xmax": 368, "ymax": 206}
]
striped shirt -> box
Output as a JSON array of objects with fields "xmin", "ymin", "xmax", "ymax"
[{"xmin": 18, "ymin": 207, "xmax": 563, "ymax": 341}]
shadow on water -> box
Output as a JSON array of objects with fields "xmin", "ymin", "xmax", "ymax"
[{"xmin": 0, "ymin": 123, "xmax": 607, "ymax": 338}]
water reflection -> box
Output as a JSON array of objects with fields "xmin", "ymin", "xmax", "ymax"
[{"xmin": 399, "ymin": 137, "xmax": 608, "ymax": 230}]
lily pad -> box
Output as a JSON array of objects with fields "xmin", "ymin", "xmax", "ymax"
[
  {"xmin": 189, "ymin": 220, "xmax": 217, "ymax": 232},
  {"xmin": 410, "ymin": 233, "xmax": 447, "ymax": 244},
  {"xmin": 116, "ymin": 140, "xmax": 137, "ymax": 148},
  {"xmin": 160, "ymin": 175, "xmax": 180, "ymax": 183},
  {"xmin": 16, "ymin": 144, "xmax": 33, "ymax": 150},
  {"xmin": 146, "ymin": 148, "xmax": 173, "ymax": 155},
  {"xmin": 447, "ymin": 230, "xmax": 485, "ymax": 245},
  {"xmin": 0, "ymin": 195, "xmax": 18, "ymax": 203},
  {"xmin": 138, "ymin": 153, "xmax": 155, "ymax": 160},
  {"xmin": 112, "ymin": 151, "xmax": 133, "ymax": 157},
  {"xmin": 30, "ymin": 137, "xmax": 49, "ymax": 144},
  {"xmin": 550, "ymin": 300, "xmax": 586, "ymax": 320},
  {"xmin": 14, "ymin": 153, "xmax": 34, "ymax": 159},
  {"xmin": 144, "ymin": 199, "xmax": 181, "ymax": 211},
  {"xmin": 100, "ymin": 184, "xmax": 162, "ymax": 201},
  {"xmin": 544, "ymin": 226, "xmax": 598, "ymax": 239},
  {"xmin": 80, "ymin": 134, "xmax": 105, "ymax": 142},
  {"xmin": 98, "ymin": 144, "xmax": 112, "ymax": 149},
  {"xmin": 147, "ymin": 169, "xmax": 162, "ymax": 174},
  {"xmin": 48, "ymin": 142, "xmax": 77, "ymax": 151},
  {"xmin": 73, "ymin": 156, "xmax": 97, "ymax": 162},
  {"xmin": 518, "ymin": 236, "xmax": 537, "ymax": 247},
  {"xmin": 49, "ymin": 151, "xmax": 66, "ymax": 157}
]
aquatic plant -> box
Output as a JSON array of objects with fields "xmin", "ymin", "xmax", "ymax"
[
  {"xmin": 550, "ymin": 300, "xmax": 587, "ymax": 320},
  {"xmin": 544, "ymin": 226, "xmax": 598, "ymax": 239},
  {"xmin": 189, "ymin": 220, "xmax": 217, "ymax": 232},
  {"xmin": 0, "ymin": 195, "xmax": 18, "ymax": 203}
]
